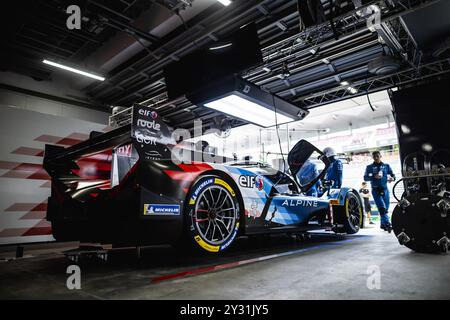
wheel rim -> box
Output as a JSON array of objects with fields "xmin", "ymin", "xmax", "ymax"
[
  {"xmin": 194, "ymin": 185, "xmax": 237, "ymax": 245},
  {"xmin": 347, "ymin": 193, "xmax": 362, "ymax": 227}
]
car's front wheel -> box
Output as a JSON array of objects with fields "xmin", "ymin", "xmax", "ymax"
[
  {"xmin": 181, "ymin": 175, "xmax": 242, "ymax": 254},
  {"xmin": 333, "ymin": 191, "xmax": 363, "ymax": 234}
]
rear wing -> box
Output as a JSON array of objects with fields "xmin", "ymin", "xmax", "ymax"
[
  {"xmin": 43, "ymin": 105, "xmax": 175, "ymax": 175},
  {"xmin": 44, "ymin": 124, "xmax": 131, "ymax": 167}
]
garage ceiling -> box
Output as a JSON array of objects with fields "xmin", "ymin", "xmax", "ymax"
[{"xmin": 1, "ymin": 0, "xmax": 450, "ymax": 131}]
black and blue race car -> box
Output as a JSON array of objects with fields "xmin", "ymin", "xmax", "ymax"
[{"xmin": 44, "ymin": 105, "xmax": 363, "ymax": 254}]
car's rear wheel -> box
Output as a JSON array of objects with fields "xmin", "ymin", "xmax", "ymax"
[{"xmin": 181, "ymin": 175, "xmax": 241, "ymax": 254}]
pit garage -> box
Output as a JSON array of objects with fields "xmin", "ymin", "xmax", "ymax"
[{"xmin": 0, "ymin": 0, "xmax": 449, "ymax": 302}]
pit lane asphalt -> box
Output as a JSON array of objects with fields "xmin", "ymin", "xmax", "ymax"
[{"xmin": 1, "ymin": 228, "xmax": 449, "ymax": 299}]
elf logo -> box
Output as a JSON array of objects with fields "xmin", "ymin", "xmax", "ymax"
[
  {"xmin": 138, "ymin": 108, "xmax": 158, "ymax": 119},
  {"xmin": 239, "ymin": 175, "xmax": 264, "ymax": 190}
]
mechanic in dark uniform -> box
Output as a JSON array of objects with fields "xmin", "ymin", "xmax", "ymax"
[
  {"xmin": 323, "ymin": 147, "xmax": 343, "ymax": 188},
  {"xmin": 364, "ymin": 151, "xmax": 396, "ymax": 232}
]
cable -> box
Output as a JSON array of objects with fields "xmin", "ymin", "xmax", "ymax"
[
  {"xmin": 272, "ymin": 96, "xmax": 285, "ymax": 169},
  {"xmin": 175, "ymin": 9, "xmax": 188, "ymax": 31},
  {"xmin": 272, "ymin": 93, "xmax": 290, "ymax": 189},
  {"xmin": 365, "ymin": 77, "xmax": 376, "ymax": 112}
]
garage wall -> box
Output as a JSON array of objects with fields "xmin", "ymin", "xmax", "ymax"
[
  {"xmin": 0, "ymin": 88, "xmax": 108, "ymax": 124},
  {"xmin": 0, "ymin": 89, "xmax": 110, "ymax": 245}
]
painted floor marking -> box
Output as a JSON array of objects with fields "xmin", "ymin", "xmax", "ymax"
[{"xmin": 151, "ymin": 235, "xmax": 372, "ymax": 283}]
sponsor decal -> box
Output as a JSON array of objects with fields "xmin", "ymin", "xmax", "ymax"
[
  {"xmin": 194, "ymin": 235, "xmax": 220, "ymax": 252},
  {"xmin": 329, "ymin": 189, "xmax": 340, "ymax": 196},
  {"xmin": 255, "ymin": 175, "xmax": 264, "ymax": 191},
  {"xmin": 329, "ymin": 199, "xmax": 340, "ymax": 205},
  {"xmin": 138, "ymin": 108, "xmax": 157, "ymax": 119},
  {"xmin": 248, "ymin": 200, "xmax": 259, "ymax": 218},
  {"xmin": 281, "ymin": 199, "xmax": 318, "ymax": 207},
  {"xmin": 239, "ymin": 175, "xmax": 254, "ymax": 188},
  {"xmin": 135, "ymin": 131, "xmax": 157, "ymax": 145},
  {"xmin": 137, "ymin": 119, "xmax": 161, "ymax": 131},
  {"xmin": 220, "ymin": 222, "xmax": 239, "ymax": 250},
  {"xmin": 144, "ymin": 150, "xmax": 162, "ymax": 160},
  {"xmin": 190, "ymin": 178, "xmax": 214, "ymax": 204},
  {"xmin": 143, "ymin": 204, "xmax": 180, "ymax": 215},
  {"xmin": 133, "ymin": 108, "xmax": 164, "ymax": 146},
  {"xmin": 239, "ymin": 175, "xmax": 264, "ymax": 191},
  {"xmin": 116, "ymin": 144, "xmax": 132, "ymax": 157},
  {"xmin": 214, "ymin": 178, "xmax": 235, "ymax": 197}
]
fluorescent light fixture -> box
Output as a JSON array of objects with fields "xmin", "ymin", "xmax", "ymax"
[
  {"xmin": 348, "ymin": 86, "xmax": 358, "ymax": 94},
  {"xmin": 43, "ymin": 60, "xmax": 105, "ymax": 81},
  {"xmin": 340, "ymin": 81, "xmax": 349, "ymax": 86},
  {"xmin": 209, "ymin": 43, "xmax": 232, "ymax": 50},
  {"xmin": 217, "ymin": 0, "xmax": 231, "ymax": 6},
  {"xmin": 186, "ymin": 75, "xmax": 307, "ymax": 128},
  {"xmin": 204, "ymin": 94, "xmax": 294, "ymax": 127}
]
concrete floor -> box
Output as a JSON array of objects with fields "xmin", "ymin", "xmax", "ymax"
[{"xmin": 1, "ymin": 227, "xmax": 449, "ymax": 300}]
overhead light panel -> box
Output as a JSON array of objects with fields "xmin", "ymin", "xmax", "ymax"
[
  {"xmin": 217, "ymin": 0, "xmax": 231, "ymax": 6},
  {"xmin": 187, "ymin": 76, "xmax": 308, "ymax": 128},
  {"xmin": 204, "ymin": 95, "xmax": 294, "ymax": 127},
  {"xmin": 43, "ymin": 60, "xmax": 105, "ymax": 81}
]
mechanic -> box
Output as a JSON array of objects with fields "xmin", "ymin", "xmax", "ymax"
[
  {"xmin": 363, "ymin": 150, "xmax": 396, "ymax": 232},
  {"xmin": 359, "ymin": 181, "xmax": 375, "ymax": 225},
  {"xmin": 297, "ymin": 159, "xmax": 321, "ymax": 197},
  {"xmin": 323, "ymin": 147, "xmax": 343, "ymax": 188}
]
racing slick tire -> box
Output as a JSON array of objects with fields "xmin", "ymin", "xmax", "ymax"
[
  {"xmin": 178, "ymin": 175, "xmax": 242, "ymax": 254},
  {"xmin": 334, "ymin": 191, "xmax": 363, "ymax": 234}
]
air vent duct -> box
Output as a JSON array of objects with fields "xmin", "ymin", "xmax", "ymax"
[{"xmin": 368, "ymin": 55, "xmax": 400, "ymax": 76}]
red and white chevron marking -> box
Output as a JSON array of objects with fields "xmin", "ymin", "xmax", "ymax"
[{"xmin": 0, "ymin": 106, "xmax": 109, "ymax": 244}]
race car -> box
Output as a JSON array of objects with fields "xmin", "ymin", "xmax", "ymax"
[{"xmin": 43, "ymin": 105, "xmax": 363, "ymax": 254}]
